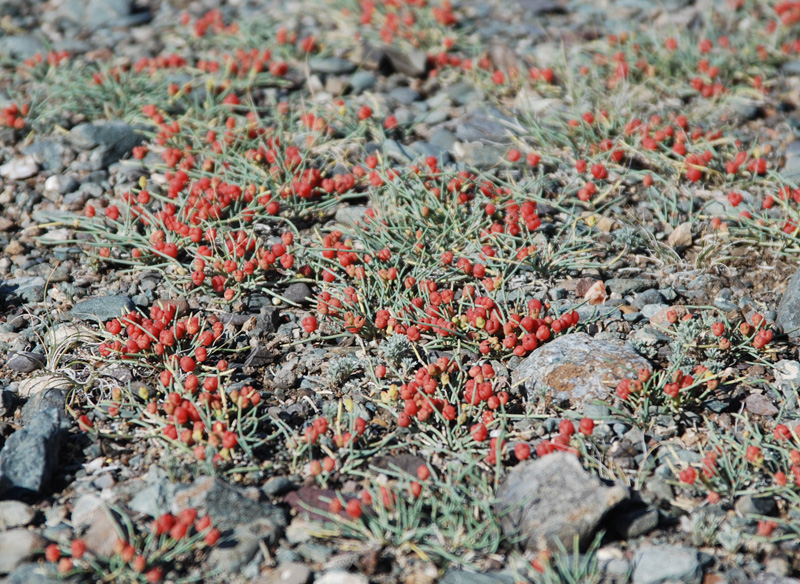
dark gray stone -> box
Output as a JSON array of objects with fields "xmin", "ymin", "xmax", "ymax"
[
  {"xmin": 455, "ymin": 107, "xmax": 519, "ymax": 145},
  {"xmin": 734, "ymin": 494, "xmax": 777, "ymax": 517},
  {"xmin": 23, "ymin": 140, "xmax": 72, "ymax": 174},
  {"xmin": 4, "ymin": 562, "xmax": 64, "ymax": 584},
  {"xmin": 632, "ymin": 289, "xmax": 665, "ymax": 310},
  {"xmin": 777, "ymin": 267, "xmax": 800, "ymax": 338},
  {"xmin": 349, "ymin": 71, "xmax": 376, "ymax": 93},
  {"xmin": 70, "ymin": 295, "xmax": 134, "ymax": 322},
  {"xmin": 383, "ymin": 47, "xmax": 427, "ymax": 77},
  {"xmin": 308, "ymin": 58, "xmax": 355, "ymax": 75},
  {"xmin": 0, "ymin": 277, "xmax": 47, "ymax": 303},
  {"xmin": 0, "ymin": 408, "xmax": 63, "ymax": 498},
  {"xmin": 632, "ymin": 545, "xmax": 702, "ymax": 584},
  {"xmin": 173, "ymin": 476, "xmax": 287, "ymax": 533},
  {"xmin": 389, "ymin": 87, "xmax": 421, "ymax": 104},
  {"xmin": 438, "ymin": 571, "xmax": 516, "ymax": 584},
  {"xmin": 68, "ymin": 122, "xmax": 144, "ymax": 165},
  {"xmin": 611, "ymin": 506, "xmax": 659, "ymax": 538},
  {"xmin": 496, "ymin": 452, "xmax": 628, "ymax": 551},
  {"xmin": 282, "ymin": 283, "xmax": 313, "ymax": 305},
  {"xmin": 263, "ymin": 476, "xmax": 295, "ymax": 498},
  {"xmin": 6, "ymin": 352, "xmax": 45, "ymax": 373},
  {"xmin": 605, "ymin": 278, "xmax": 656, "ymax": 295},
  {"xmin": 0, "ymin": 391, "xmax": 18, "ymax": 418}
]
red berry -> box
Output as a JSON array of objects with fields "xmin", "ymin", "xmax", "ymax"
[{"xmin": 514, "ymin": 442, "xmax": 531, "ymax": 461}]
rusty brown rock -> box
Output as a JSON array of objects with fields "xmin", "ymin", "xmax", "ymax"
[{"xmin": 511, "ymin": 332, "xmax": 651, "ymax": 409}]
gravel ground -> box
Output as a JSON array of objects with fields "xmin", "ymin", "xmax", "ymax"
[{"xmin": 2, "ymin": 0, "xmax": 800, "ymax": 583}]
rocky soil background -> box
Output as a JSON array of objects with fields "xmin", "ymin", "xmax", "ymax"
[{"xmin": 2, "ymin": 0, "xmax": 800, "ymax": 582}]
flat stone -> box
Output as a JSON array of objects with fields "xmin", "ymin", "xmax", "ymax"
[
  {"xmin": 6, "ymin": 352, "xmax": 46, "ymax": 373},
  {"xmin": 70, "ymin": 295, "xmax": 134, "ymax": 322},
  {"xmin": 611, "ymin": 506, "xmax": 659, "ymax": 539},
  {"xmin": 0, "ymin": 529, "xmax": 47, "ymax": 574},
  {"xmin": 207, "ymin": 518, "xmax": 277, "ymax": 574},
  {"xmin": 495, "ymin": 452, "xmax": 628, "ymax": 551},
  {"xmin": 511, "ymin": 332, "xmax": 651, "ymax": 409},
  {"xmin": 745, "ymin": 393, "xmax": 779, "ymax": 417},
  {"xmin": 0, "ymin": 156, "xmax": 39, "ymax": 180},
  {"xmin": 263, "ymin": 562, "xmax": 312, "ymax": 584},
  {"xmin": 335, "ymin": 205, "xmax": 369, "ymax": 228},
  {"xmin": 4, "ymin": 563, "xmax": 63, "ymax": 584},
  {"xmin": 734, "ymin": 494, "xmax": 777, "ymax": 517},
  {"xmin": 315, "ymin": 572, "xmax": 369, "ymax": 584},
  {"xmin": 605, "ymin": 278, "xmax": 656, "ymax": 295},
  {"xmin": 172, "ymin": 476, "xmax": 286, "ymax": 534},
  {"xmin": 0, "ymin": 276, "xmax": 47, "ymax": 303},
  {"xmin": 68, "ymin": 121, "xmax": 143, "ymax": 164},
  {"xmin": 632, "ymin": 545, "xmax": 702, "ymax": 584},
  {"xmin": 438, "ymin": 570, "xmax": 516, "ymax": 584},
  {"xmin": 308, "ymin": 58, "xmax": 355, "ymax": 75},
  {"xmin": 18, "ymin": 375, "xmax": 69, "ymax": 399},
  {"xmin": 349, "ymin": 71, "xmax": 376, "ymax": 93},
  {"xmin": 632, "ymin": 289, "xmax": 665, "ymax": 310},
  {"xmin": 0, "ymin": 501, "xmax": 36, "ymax": 529},
  {"xmin": 777, "ymin": 267, "xmax": 800, "ymax": 338},
  {"xmin": 455, "ymin": 107, "xmax": 519, "ymax": 145},
  {"xmin": 83, "ymin": 507, "xmax": 121, "ymax": 558}
]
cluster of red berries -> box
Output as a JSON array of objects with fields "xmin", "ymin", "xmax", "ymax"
[
  {"xmin": 45, "ymin": 509, "xmax": 219, "ymax": 583},
  {"xmin": 0, "ymin": 102, "xmax": 28, "ymax": 129}
]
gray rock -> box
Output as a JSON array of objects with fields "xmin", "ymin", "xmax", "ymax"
[
  {"xmin": 0, "ymin": 390, "xmax": 18, "ymax": 418},
  {"xmin": 207, "ymin": 523, "xmax": 263, "ymax": 574},
  {"xmin": 315, "ymin": 572, "xmax": 368, "ymax": 584},
  {"xmin": 296, "ymin": 542, "xmax": 332, "ymax": 563},
  {"xmin": 632, "ymin": 289, "xmax": 665, "ymax": 310},
  {"xmin": 70, "ymin": 295, "xmax": 134, "ymax": 322},
  {"xmin": 455, "ymin": 107, "xmax": 519, "ymax": 145},
  {"xmin": 496, "ymin": 452, "xmax": 628, "ymax": 551},
  {"xmin": 410, "ymin": 142, "xmax": 451, "ymax": 165},
  {"xmin": 172, "ymin": 476, "xmax": 287, "ymax": 534},
  {"xmin": 777, "ymin": 267, "xmax": 800, "ymax": 337},
  {"xmin": 454, "ymin": 142, "xmax": 505, "ymax": 168},
  {"xmin": 0, "ymin": 156, "xmax": 39, "ymax": 180},
  {"xmin": 68, "ymin": 122, "xmax": 143, "ymax": 165},
  {"xmin": 335, "ymin": 205, "xmax": 369, "ymax": 227},
  {"xmin": 782, "ymin": 60, "xmax": 800, "ymax": 76},
  {"xmin": 734, "ymin": 494, "xmax": 777, "ymax": 517},
  {"xmin": 0, "ymin": 407, "xmax": 63, "ymax": 497},
  {"xmin": 0, "ymin": 501, "xmax": 36, "ymax": 529},
  {"xmin": 429, "ymin": 128, "xmax": 458, "ymax": 152},
  {"xmin": 265, "ymin": 563, "xmax": 312, "ymax": 584},
  {"xmin": 438, "ymin": 571, "xmax": 516, "ymax": 584},
  {"xmin": 383, "ymin": 47, "xmax": 427, "ymax": 77},
  {"xmin": 6, "ymin": 352, "xmax": 46, "ymax": 373},
  {"xmin": 632, "ymin": 545, "xmax": 702, "ymax": 584},
  {"xmin": 606, "ymin": 278, "xmax": 656, "ymax": 295},
  {"xmin": 611, "ymin": 506, "xmax": 659, "ymax": 538},
  {"xmin": 4, "ymin": 563, "xmax": 63, "ymax": 584},
  {"xmin": 263, "ymin": 476, "xmax": 295, "ymax": 498},
  {"xmin": 23, "ymin": 140, "xmax": 72, "ymax": 174},
  {"xmin": 511, "ymin": 332, "xmax": 651, "ymax": 409},
  {"xmin": 383, "ymin": 139, "xmax": 415, "ymax": 163},
  {"xmin": 129, "ymin": 467, "xmax": 174, "ymax": 517},
  {"xmin": 283, "ymin": 283, "xmax": 313, "ymax": 305},
  {"xmin": 640, "ymin": 303, "xmax": 669, "ymax": 319},
  {"xmin": 349, "ymin": 71, "xmax": 376, "ymax": 93},
  {"xmin": 308, "ymin": 58, "xmax": 355, "ymax": 75},
  {"xmin": 0, "ymin": 530, "xmax": 47, "ymax": 574},
  {"xmin": 85, "ymin": 0, "xmax": 131, "ymax": 29},
  {"xmin": 389, "ymin": 87, "xmax": 421, "ymax": 104},
  {"xmin": 0, "ymin": 35, "xmax": 45, "ymax": 59},
  {"xmin": 744, "ymin": 393, "xmax": 779, "ymax": 417}
]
